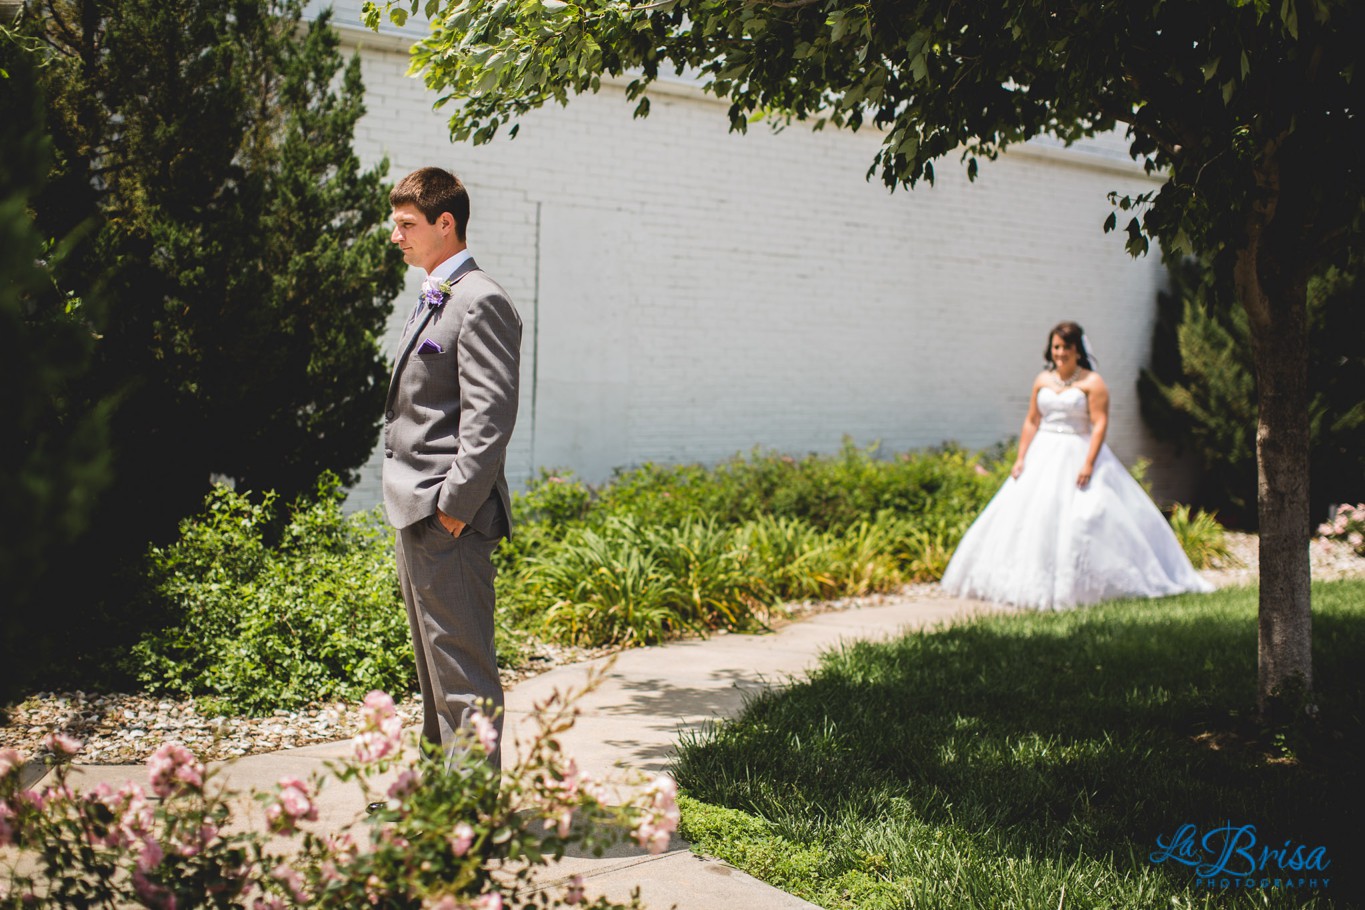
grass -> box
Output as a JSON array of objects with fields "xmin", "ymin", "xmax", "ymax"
[{"xmin": 673, "ymin": 580, "xmax": 1364, "ymax": 909}]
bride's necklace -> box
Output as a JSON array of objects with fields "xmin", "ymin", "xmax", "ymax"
[{"xmin": 1055, "ymin": 368, "xmax": 1085, "ymax": 388}]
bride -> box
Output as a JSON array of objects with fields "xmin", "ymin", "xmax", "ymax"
[{"xmin": 941, "ymin": 321, "xmax": 1213, "ymax": 610}]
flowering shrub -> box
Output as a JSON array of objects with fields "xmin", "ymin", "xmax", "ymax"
[
  {"xmin": 0, "ymin": 668, "xmax": 673, "ymax": 909},
  {"xmin": 1318, "ymin": 503, "xmax": 1365, "ymax": 556}
]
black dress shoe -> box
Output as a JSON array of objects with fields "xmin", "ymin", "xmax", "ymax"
[{"xmin": 366, "ymin": 801, "xmax": 386, "ymax": 815}]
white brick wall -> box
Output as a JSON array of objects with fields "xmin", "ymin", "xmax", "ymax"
[{"xmin": 324, "ymin": 8, "xmax": 1191, "ymax": 509}]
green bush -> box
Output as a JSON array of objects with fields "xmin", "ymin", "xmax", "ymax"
[
  {"xmin": 499, "ymin": 442, "xmax": 1010, "ymax": 647},
  {"xmin": 512, "ymin": 468, "xmax": 594, "ymax": 525},
  {"xmin": 524, "ymin": 438, "xmax": 1008, "ymax": 534},
  {"xmin": 122, "ymin": 439, "xmax": 1220, "ymax": 716},
  {"xmin": 130, "ymin": 475, "xmax": 414, "ymax": 714}
]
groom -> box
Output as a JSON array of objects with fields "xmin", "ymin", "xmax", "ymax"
[{"xmin": 382, "ymin": 167, "xmax": 521, "ymax": 769}]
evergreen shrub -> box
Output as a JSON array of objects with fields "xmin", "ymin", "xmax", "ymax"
[{"xmin": 1140, "ymin": 259, "xmax": 1365, "ymax": 526}]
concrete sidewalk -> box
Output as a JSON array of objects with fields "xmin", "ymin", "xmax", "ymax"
[{"xmin": 53, "ymin": 593, "xmax": 993, "ymax": 909}]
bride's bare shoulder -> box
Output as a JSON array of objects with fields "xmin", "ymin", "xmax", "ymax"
[{"xmin": 1080, "ymin": 369, "xmax": 1108, "ymax": 390}]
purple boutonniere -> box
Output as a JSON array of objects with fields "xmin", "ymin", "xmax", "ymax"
[{"xmin": 422, "ymin": 279, "xmax": 454, "ymax": 310}]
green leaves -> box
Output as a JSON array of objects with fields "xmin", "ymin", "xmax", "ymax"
[
  {"xmin": 366, "ymin": 0, "xmax": 1363, "ymax": 312},
  {"xmin": 131, "ymin": 477, "xmax": 414, "ymax": 714}
]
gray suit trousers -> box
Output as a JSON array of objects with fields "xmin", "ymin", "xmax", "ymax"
[{"xmin": 395, "ymin": 514, "xmax": 503, "ymax": 769}]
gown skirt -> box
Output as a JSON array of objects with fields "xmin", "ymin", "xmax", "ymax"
[{"xmin": 941, "ymin": 404, "xmax": 1213, "ymax": 611}]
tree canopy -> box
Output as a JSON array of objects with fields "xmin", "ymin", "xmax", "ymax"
[
  {"xmin": 368, "ymin": 0, "xmax": 1364, "ymax": 714},
  {"xmin": 372, "ymin": 0, "xmax": 1361, "ymax": 259}
]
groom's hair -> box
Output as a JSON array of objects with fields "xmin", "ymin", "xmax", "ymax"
[{"xmin": 391, "ymin": 168, "xmax": 470, "ymax": 241}]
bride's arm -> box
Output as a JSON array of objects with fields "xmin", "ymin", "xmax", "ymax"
[
  {"xmin": 1079, "ymin": 373, "xmax": 1110, "ymax": 487},
  {"xmin": 1011, "ymin": 375, "xmax": 1045, "ymax": 479}
]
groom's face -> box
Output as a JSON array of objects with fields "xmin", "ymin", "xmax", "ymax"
[{"xmin": 390, "ymin": 203, "xmax": 454, "ymax": 273}]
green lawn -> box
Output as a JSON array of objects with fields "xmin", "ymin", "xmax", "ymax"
[{"xmin": 674, "ymin": 580, "xmax": 1363, "ymax": 909}]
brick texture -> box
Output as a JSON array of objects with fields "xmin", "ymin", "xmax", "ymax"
[{"xmin": 320, "ymin": 8, "xmax": 1192, "ymax": 509}]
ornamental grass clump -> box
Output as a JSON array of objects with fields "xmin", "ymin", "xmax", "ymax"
[
  {"xmin": 1165, "ymin": 504, "xmax": 1234, "ymax": 570},
  {"xmin": 0, "ymin": 667, "xmax": 675, "ymax": 909}
]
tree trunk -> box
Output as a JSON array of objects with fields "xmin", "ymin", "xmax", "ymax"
[{"xmin": 1234, "ymin": 169, "xmax": 1314, "ymax": 721}]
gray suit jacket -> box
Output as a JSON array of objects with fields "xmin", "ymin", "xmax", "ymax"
[{"xmin": 382, "ymin": 258, "xmax": 521, "ymax": 536}]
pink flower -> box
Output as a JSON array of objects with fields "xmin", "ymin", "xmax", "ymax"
[
  {"xmin": 176, "ymin": 822, "xmax": 218, "ymax": 858},
  {"xmin": 271, "ymin": 864, "xmax": 308, "ymax": 903},
  {"xmin": 632, "ymin": 774, "xmax": 680, "ymax": 854},
  {"xmin": 40, "ymin": 784, "xmax": 75, "ymax": 807},
  {"xmin": 633, "ymin": 820, "xmax": 671, "ymax": 854},
  {"xmin": 131, "ymin": 869, "xmax": 177, "ymax": 910},
  {"xmin": 387, "ymin": 768, "xmax": 421, "ymax": 801},
  {"xmin": 15, "ymin": 789, "xmax": 45, "ymax": 812},
  {"xmin": 471, "ymin": 895, "xmax": 503, "ymax": 910},
  {"xmin": 264, "ymin": 777, "xmax": 317, "ymax": 834},
  {"xmin": 136, "ymin": 837, "xmax": 165, "ymax": 873},
  {"xmin": 147, "ymin": 743, "xmax": 204, "ymax": 798},
  {"xmin": 42, "ymin": 732, "xmax": 82, "ymax": 757},
  {"xmin": 0, "ymin": 747, "xmax": 24, "ymax": 779},
  {"xmin": 564, "ymin": 874, "xmax": 586, "ymax": 905},
  {"xmin": 353, "ymin": 729, "xmax": 400, "ymax": 764},
  {"xmin": 0, "ymin": 802, "xmax": 15, "ymax": 848},
  {"xmin": 469, "ymin": 710, "xmax": 498, "ymax": 756},
  {"xmin": 326, "ymin": 830, "xmax": 359, "ymax": 862},
  {"xmin": 364, "ymin": 873, "xmax": 385, "ymax": 905},
  {"xmin": 543, "ymin": 756, "xmax": 582, "ymax": 801},
  {"xmin": 114, "ymin": 783, "xmax": 156, "ymax": 845},
  {"xmin": 353, "ymin": 691, "xmax": 404, "ymax": 764},
  {"xmin": 278, "ymin": 778, "xmax": 316, "ymax": 818},
  {"xmin": 449, "ymin": 821, "xmax": 475, "ymax": 857},
  {"xmin": 638, "ymin": 772, "xmax": 678, "ymax": 815},
  {"xmin": 544, "ymin": 807, "xmax": 574, "ymax": 838},
  {"xmin": 363, "ymin": 690, "xmax": 396, "ymax": 715},
  {"xmin": 90, "ymin": 782, "xmax": 152, "ymax": 848}
]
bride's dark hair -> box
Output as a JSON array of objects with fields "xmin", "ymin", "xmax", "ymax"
[{"xmin": 1044, "ymin": 321, "xmax": 1094, "ymax": 370}]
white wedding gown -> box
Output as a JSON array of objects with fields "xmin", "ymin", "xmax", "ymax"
[{"xmin": 941, "ymin": 386, "xmax": 1213, "ymax": 610}]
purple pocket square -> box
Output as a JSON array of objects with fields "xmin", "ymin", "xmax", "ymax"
[{"xmin": 417, "ymin": 338, "xmax": 443, "ymax": 355}]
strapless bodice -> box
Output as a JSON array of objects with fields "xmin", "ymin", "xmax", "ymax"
[{"xmin": 1037, "ymin": 386, "xmax": 1091, "ymax": 435}]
